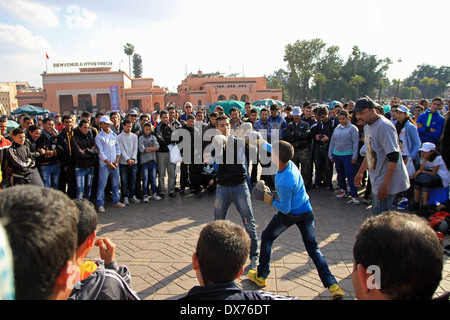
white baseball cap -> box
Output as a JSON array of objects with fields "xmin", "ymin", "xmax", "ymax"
[
  {"xmin": 99, "ymin": 116, "xmax": 112, "ymax": 124},
  {"xmin": 419, "ymin": 142, "xmax": 436, "ymax": 152}
]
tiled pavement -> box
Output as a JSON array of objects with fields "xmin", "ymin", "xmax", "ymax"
[{"xmin": 88, "ymin": 183, "xmax": 450, "ymax": 300}]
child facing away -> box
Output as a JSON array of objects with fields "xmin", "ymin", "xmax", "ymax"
[
  {"xmin": 411, "ymin": 142, "xmax": 450, "ymax": 215},
  {"xmin": 138, "ymin": 123, "xmax": 161, "ymax": 201}
]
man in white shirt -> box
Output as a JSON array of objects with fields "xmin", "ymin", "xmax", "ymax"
[{"xmin": 95, "ymin": 116, "xmax": 126, "ymax": 213}]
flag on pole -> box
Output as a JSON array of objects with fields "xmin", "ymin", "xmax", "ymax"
[{"xmin": 46, "ymin": 53, "xmax": 49, "ymax": 59}]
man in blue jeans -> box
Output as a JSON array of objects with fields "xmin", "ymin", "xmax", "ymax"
[
  {"xmin": 36, "ymin": 118, "xmax": 63, "ymax": 189},
  {"xmin": 248, "ymin": 140, "xmax": 345, "ymax": 299},
  {"xmin": 95, "ymin": 116, "xmax": 126, "ymax": 213},
  {"xmin": 211, "ymin": 115, "xmax": 259, "ymax": 270}
]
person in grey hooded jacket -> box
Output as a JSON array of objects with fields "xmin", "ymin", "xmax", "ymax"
[{"xmin": 69, "ymin": 199, "xmax": 139, "ymax": 300}]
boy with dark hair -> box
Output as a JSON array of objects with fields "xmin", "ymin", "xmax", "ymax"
[
  {"xmin": 7, "ymin": 127, "xmax": 34, "ymax": 185},
  {"xmin": 0, "ymin": 185, "xmax": 78, "ymax": 300},
  {"xmin": 249, "ymin": 140, "xmax": 345, "ymax": 299},
  {"xmin": 180, "ymin": 220, "xmax": 297, "ymax": 300},
  {"xmin": 69, "ymin": 198, "xmax": 139, "ymax": 300},
  {"xmin": 352, "ymin": 211, "xmax": 443, "ymax": 300}
]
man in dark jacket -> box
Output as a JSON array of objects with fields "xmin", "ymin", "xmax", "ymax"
[
  {"xmin": 24, "ymin": 124, "xmax": 44, "ymax": 186},
  {"xmin": 155, "ymin": 110, "xmax": 177, "ymax": 198},
  {"xmin": 211, "ymin": 115, "xmax": 259, "ymax": 270},
  {"xmin": 172, "ymin": 114, "xmax": 201, "ymax": 195},
  {"xmin": 71, "ymin": 119, "xmax": 99, "ymax": 201},
  {"xmin": 36, "ymin": 118, "xmax": 63, "ymax": 189},
  {"xmin": 310, "ymin": 106, "xmax": 338, "ymax": 190},
  {"xmin": 57, "ymin": 115, "xmax": 76, "ymax": 198},
  {"xmin": 284, "ymin": 107, "xmax": 312, "ymax": 189}
]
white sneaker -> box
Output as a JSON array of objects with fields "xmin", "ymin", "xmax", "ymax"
[
  {"xmin": 143, "ymin": 195, "xmax": 149, "ymax": 203},
  {"xmin": 97, "ymin": 206, "xmax": 105, "ymax": 213},
  {"xmin": 352, "ymin": 197, "xmax": 360, "ymax": 205},
  {"xmin": 113, "ymin": 202, "xmax": 126, "ymax": 208},
  {"xmin": 336, "ymin": 189, "xmax": 348, "ymax": 198},
  {"xmin": 123, "ymin": 197, "xmax": 130, "ymax": 205},
  {"xmin": 153, "ymin": 193, "xmax": 162, "ymax": 201},
  {"xmin": 131, "ymin": 196, "xmax": 141, "ymax": 204}
]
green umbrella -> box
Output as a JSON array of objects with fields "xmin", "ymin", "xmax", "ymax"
[
  {"xmin": 11, "ymin": 104, "xmax": 50, "ymax": 116},
  {"xmin": 382, "ymin": 104, "xmax": 391, "ymax": 114},
  {"xmin": 6, "ymin": 120, "xmax": 19, "ymax": 132},
  {"xmin": 208, "ymin": 100, "xmax": 246, "ymax": 115},
  {"xmin": 252, "ymin": 99, "xmax": 285, "ymax": 107}
]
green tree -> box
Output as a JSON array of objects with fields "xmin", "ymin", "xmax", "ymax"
[
  {"xmin": 403, "ymin": 64, "xmax": 450, "ymax": 98},
  {"xmin": 419, "ymin": 77, "xmax": 439, "ymax": 98},
  {"xmin": 132, "ymin": 53, "xmax": 143, "ymax": 78},
  {"xmin": 342, "ymin": 50, "xmax": 389, "ymax": 99},
  {"xmin": 314, "ymin": 45, "xmax": 344, "ymax": 101},
  {"xmin": 123, "ymin": 43, "xmax": 135, "ymax": 76},
  {"xmin": 284, "ymin": 38, "xmax": 326, "ymax": 101}
]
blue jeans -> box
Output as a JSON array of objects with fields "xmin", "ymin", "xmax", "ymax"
[
  {"xmin": 371, "ymin": 194, "xmax": 395, "ymax": 215},
  {"xmin": 141, "ymin": 161, "xmax": 158, "ymax": 195},
  {"xmin": 96, "ymin": 164, "xmax": 120, "ymax": 207},
  {"xmin": 257, "ymin": 211, "xmax": 337, "ymax": 288},
  {"xmin": 119, "ymin": 164, "xmax": 138, "ymax": 198},
  {"xmin": 214, "ymin": 182, "xmax": 258, "ymax": 259},
  {"xmin": 75, "ymin": 167, "xmax": 94, "ymax": 200},
  {"xmin": 333, "ymin": 154, "xmax": 357, "ymax": 197},
  {"xmin": 39, "ymin": 164, "xmax": 60, "ymax": 189}
]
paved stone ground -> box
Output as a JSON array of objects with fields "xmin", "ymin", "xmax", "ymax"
[{"xmin": 88, "ymin": 178, "xmax": 450, "ymax": 300}]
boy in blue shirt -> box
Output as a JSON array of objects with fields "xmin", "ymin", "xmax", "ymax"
[{"xmin": 248, "ymin": 140, "xmax": 345, "ymax": 299}]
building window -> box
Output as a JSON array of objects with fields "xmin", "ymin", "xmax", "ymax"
[
  {"xmin": 229, "ymin": 94, "xmax": 237, "ymax": 101},
  {"xmin": 240, "ymin": 94, "xmax": 249, "ymax": 102},
  {"xmin": 218, "ymin": 95, "xmax": 225, "ymax": 101}
]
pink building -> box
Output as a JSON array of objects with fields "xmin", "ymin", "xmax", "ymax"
[
  {"xmin": 16, "ymin": 67, "xmax": 166, "ymax": 115},
  {"xmin": 172, "ymin": 70, "xmax": 283, "ymax": 109}
]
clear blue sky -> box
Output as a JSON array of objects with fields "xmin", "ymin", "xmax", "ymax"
[{"xmin": 0, "ymin": 0, "xmax": 448, "ymax": 92}]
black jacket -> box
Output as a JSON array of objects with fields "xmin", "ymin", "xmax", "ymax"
[
  {"xmin": 179, "ymin": 281, "xmax": 298, "ymax": 300},
  {"xmin": 71, "ymin": 127, "xmax": 99, "ymax": 169},
  {"xmin": 24, "ymin": 133, "xmax": 41, "ymax": 169},
  {"xmin": 213, "ymin": 137, "xmax": 247, "ymax": 187},
  {"xmin": 7, "ymin": 142, "xmax": 34, "ymax": 179},
  {"xmin": 57, "ymin": 128, "xmax": 75, "ymax": 168},
  {"xmin": 155, "ymin": 122, "xmax": 175, "ymax": 153},
  {"xmin": 285, "ymin": 120, "xmax": 310, "ymax": 149},
  {"xmin": 36, "ymin": 128, "xmax": 63, "ymax": 166},
  {"xmin": 310, "ymin": 116, "xmax": 338, "ymax": 149}
]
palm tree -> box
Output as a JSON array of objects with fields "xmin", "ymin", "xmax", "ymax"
[
  {"xmin": 123, "ymin": 43, "xmax": 135, "ymax": 76},
  {"xmin": 314, "ymin": 72, "xmax": 327, "ymax": 103},
  {"xmin": 377, "ymin": 78, "xmax": 389, "ymax": 101},
  {"xmin": 392, "ymin": 78, "xmax": 402, "ymax": 98},
  {"xmin": 352, "ymin": 45, "xmax": 361, "ymax": 76},
  {"xmin": 349, "ymin": 75, "xmax": 365, "ymax": 99}
]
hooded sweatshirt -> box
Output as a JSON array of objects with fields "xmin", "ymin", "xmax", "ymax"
[
  {"xmin": 118, "ymin": 131, "xmax": 138, "ymax": 165},
  {"xmin": 68, "ymin": 260, "xmax": 139, "ymax": 300}
]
